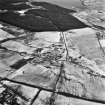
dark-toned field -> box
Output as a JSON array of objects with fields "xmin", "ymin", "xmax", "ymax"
[{"xmin": 0, "ymin": 0, "xmax": 87, "ymax": 32}]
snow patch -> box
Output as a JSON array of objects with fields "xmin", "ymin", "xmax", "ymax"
[
  {"xmin": 0, "ymin": 29, "xmax": 15, "ymax": 41},
  {"xmin": 35, "ymin": 31, "xmax": 61, "ymax": 43},
  {"xmin": 14, "ymin": 9, "xmax": 28, "ymax": 16},
  {"xmin": 99, "ymin": 39, "xmax": 105, "ymax": 47},
  {"xmin": 1, "ymin": 41, "xmax": 35, "ymax": 54},
  {"xmin": 0, "ymin": 24, "xmax": 3, "ymax": 28},
  {"xmin": 66, "ymin": 28, "xmax": 96, "ymax": 37}
]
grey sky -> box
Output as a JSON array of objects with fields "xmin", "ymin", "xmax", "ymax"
[{"xmin": 36, "ymin": 0, "xmax": 83, "ymax": 9}]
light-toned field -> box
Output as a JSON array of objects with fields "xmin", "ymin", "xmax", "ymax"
[{"xmin": 70, "ymin": 28, "xmax": 105, "ymax": 62}]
